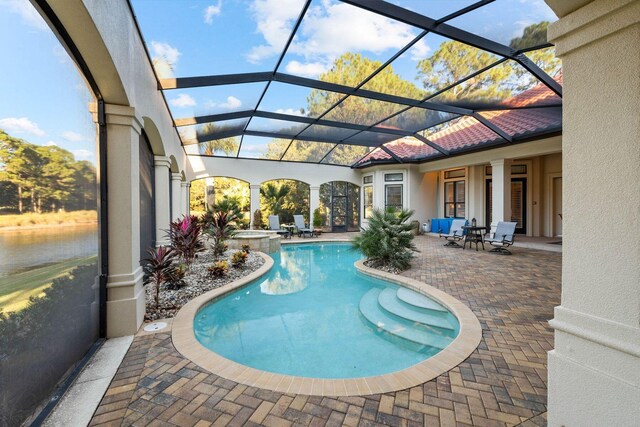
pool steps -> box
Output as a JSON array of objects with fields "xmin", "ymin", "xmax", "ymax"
[
  {"xmin": 359, "ymin": 288, "xmax": 456, "ymax": 350},
  {"xmin": 378, "ymin": 288, "xmax": 455, "ymax": 331},
  {"xmin": 396, "ymin": 287, "xmax": 448, "ymax": 312}
]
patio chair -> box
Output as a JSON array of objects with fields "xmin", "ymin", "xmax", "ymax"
[
  {"xmin": 293, "ymin": 215, "xmax": 314, "ymax": 238},
  {"xmin": 268, "ymin": 215, "xmax": 291, "ymax": 239},
  {"xmin": 485, "ymin": 221, "xmax": 517, "ymax": 255},
  {"xmin": 439, "ymin": 219, "xmax": 466, "ymax": 247}
]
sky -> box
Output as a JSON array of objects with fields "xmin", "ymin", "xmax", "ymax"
[
  {"xmin": 0, "ymin": 0, "xmax": 97, "ymax": 164},
  {"xmin": 131, "ymin": 0, "xmax": 557, "ymax": 128},
  {"xmin": 0, "ymin": 0, "xmax": 557, "ymax": 165}
]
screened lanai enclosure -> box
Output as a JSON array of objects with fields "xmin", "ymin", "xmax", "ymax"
[{"xmin": 131, "ymin": 0, "xmax": 562, "ymax": 169}]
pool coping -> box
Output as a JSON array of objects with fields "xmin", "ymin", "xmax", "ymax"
[{"xmin": 172, "ymin": 245, "xmax": 482, "ymax": 396}]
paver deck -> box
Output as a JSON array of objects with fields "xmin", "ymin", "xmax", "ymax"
[{"xmin": 90, "ymin": 234, "xmax": 560, "ymax": 426}]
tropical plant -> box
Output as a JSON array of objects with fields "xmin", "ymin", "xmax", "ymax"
[
  {"xmin": 241, "ymin": 244, "xmax": 251, "ymax": 253},
  {"xmin": 208, "ymin": 260, "xmax": 228, "ymax": 277},
  {"xmin": 142, "ymin": 246, "xmax": 177, "ymax": 307},
  {"xmin": 231, "ymin": 250, "xmax": 248, "ymax": 267},
  {"xmin": 213, "ymin": 196, "xmax": 244, "ymax": 226},
  {"xmin": 312, "ymin": 207, "xmax": 326, "ymax": 229},
  {"xmin": 166, "ymin": 263, "xmax": 187, "ymax": 290},
  {"xmin": 204, "ymin": 210, "xmax": 238, "ymax": 258},
  {"xmin": 260, "ymin": 182, "xmax": 291, "ymax": 216},
  {"xmin": 167, "ymin": 215, "xmax": 205, "ymax": 265},
  {"xmin": 352, "ymin": 208, "xmax": 418, "ymax": 271}
]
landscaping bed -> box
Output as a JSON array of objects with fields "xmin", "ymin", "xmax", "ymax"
[{"xmin": 144, "ymin": 248, "xmax": 265, "ymax": 321}]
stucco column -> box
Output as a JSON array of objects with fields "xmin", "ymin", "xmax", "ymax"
[
  {"xmin": 309, "ymin": 186, "xmax": 320, "ymax": 230},
  {"xmin": 180, "ymin": 181, "xmax": 189, "ymax": 217},
  {"xmin": 250, "ymin": 184, "xmax": 261, "ymax": 228},
  {"xmin": 181, "ymin": 182, "xmax": 191, "ymax": 216},
  {"xmin": 205, "ymin": 177, "xmax": 215, "ymax": 211},
  {"xmin": 467, "ymin": 165, "xmax": 484, "ymax": 223},
  {"xmin": 153, "ymin": 156, "xmax": 171, "ymax": 246},
  {"xmin": 92, "ymin": 104, "xmax": 145, "ymax": 337},
  {"xmin": 170, "ymin": 173, "xmax": 182, "ymax": 221},
  {"xmin": 545, "ymin": 0, "xmax": 640, "ymax": 425},
  {"xmin": 489, "ymin": 159, "xmax": 511, "ymax": 231}
]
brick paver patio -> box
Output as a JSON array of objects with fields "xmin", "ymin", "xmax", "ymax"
[{"xmin": 90, "ymin": 234, "xmax": 560, "ymax": 427}]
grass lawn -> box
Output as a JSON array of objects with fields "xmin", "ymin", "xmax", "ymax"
[
  {"xmin": 0, "ymin": 210, "xmax": 97, "ymax": 228},
  {"xmin": 0, "ymin": 255, "xmax": 98, "ymax": 314}
]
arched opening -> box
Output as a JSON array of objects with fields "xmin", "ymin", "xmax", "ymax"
[
  {"xmin": 319, "ymin": 181, "xmax": 361, "ymax": 232},
  {"xmin": 189, "ymin": 177, "xmax": 251, "ymax": 228},
  {"xmin": 260, "ymin": 179, "xmax": 310, "ymax": 227}
]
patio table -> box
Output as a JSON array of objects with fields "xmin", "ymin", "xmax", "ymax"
[{"xmin": 462, "ymin": 225, "xmax": 488, "ymax": 251}]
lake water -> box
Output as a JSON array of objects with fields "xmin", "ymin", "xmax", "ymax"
[{"xmin": 0, "ymin": 224, "xmax": 98, "ymax": 277}]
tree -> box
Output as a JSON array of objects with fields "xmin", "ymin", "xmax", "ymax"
[
  {"xmin": 416, "ymin": 21, "xmax": 561, "ymax": 105},
  {"xmin": 417, "ymin": 42, "xmax": 512, "ymax": 102},
  {"xmin": 264, "ymin": 53, "xmax": 425, "ymax": 166},
  {"xmin": 260, "ymin": 182, "xmax": 291, "ymax": 216},
  {"xmin": 197, "ymin": 124, "xmax": 240, "ymax": 156}
]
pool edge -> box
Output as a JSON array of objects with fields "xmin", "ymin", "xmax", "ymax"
[{"xmin": 172, "ymin": 246, "xmax": 482, "ymax": 397}]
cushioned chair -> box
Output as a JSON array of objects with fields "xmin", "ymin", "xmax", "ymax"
[
  {"xmin": 485, "ymin": 221, "xmax": 517, "ymax": 255},
  {"xmin": 268, "ymin": 215, "xmax": 291, "ymax": 239},
  {"xmin": 439, "ymin": 219, "xmax": 466, "ymax": 247},
  {"xmin": 293, "ymin": 215, "xmax": 314, "ymax": 238}
]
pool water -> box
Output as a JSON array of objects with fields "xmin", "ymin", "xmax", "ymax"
[{"xmin": 194, "ymin": 243, "xmax": 459, "ymax": 379}]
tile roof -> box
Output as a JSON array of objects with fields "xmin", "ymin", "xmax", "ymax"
[{"xmin": 356, "ymin": 74, "xmax": 562, "ymax": 166}]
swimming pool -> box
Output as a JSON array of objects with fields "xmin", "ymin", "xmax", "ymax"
[{"xmin": 194, "ymin": 243, "xmax": 460, "ymax": 379}]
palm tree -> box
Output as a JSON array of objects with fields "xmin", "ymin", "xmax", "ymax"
[{"xmin": 260, "ymin": 183, "xmax": 291, "ymax": 216}]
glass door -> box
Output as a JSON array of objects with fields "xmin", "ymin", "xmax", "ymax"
[{"xmin": 486, "ymin": 178, "xmax": 527, "ymax": 234}]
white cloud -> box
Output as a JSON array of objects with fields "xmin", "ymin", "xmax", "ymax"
[
  {"xmin": 150, "ymin": 41, "xmax": 181, "ymax": 66},
  {"xmin": 409, "ymin": 39, "xmax": 430, "ymax": 61},
  {"xmin": 1, "ymin": 0, "xmax": 47, "ymax": 30},
  {"xmin": 246, "ymin": 0, "xmax": 306, "ymax": 63},
  {"xmin": 204, "ymin": 96, "xmax": 242, "ymax": 110},
  {"xmin": 203, "ymin": 1, "xmax": 222, "ymax": 24},
  {"xmin": 0, "ymin": 117, "xmax": 45, "ymax": 136},
  {"xmin": 169, "ymin": 94, "xmax": 197, "ymax": 108},
  {"xmin": 275, "ymin": 108, "xmax": 306, "ymax": 117},
  {"xmin": 62, "ymin": 131, "xmax": 85, "ymax": 142},
  {"xmin": 288, "ymin": 2, "xmax": 417, "ymax": 59},
  {"xmin": 284, "ymin": 60, "xmax": 329, "ymax": 78},
  {"xmin": 72, "ymin": 149, "xmax": 94, "ymax": 160}
]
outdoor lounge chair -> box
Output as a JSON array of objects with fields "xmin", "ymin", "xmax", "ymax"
[
  {"xmin": 485, "ymin": 221, "xmax": 517, "ymax": 255},
  {"xmin": 268, "ymin": 215, "xmax": 291, "ymax": 239},
  {"xmin": 439, "ymin": 219, "xmax": 466, "ymax": 247},
  {"xmin": 293, "ymin": 215, "xmax": 314, "ymax": 238}
]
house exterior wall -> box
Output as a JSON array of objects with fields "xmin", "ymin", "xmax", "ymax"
[{"xmin": 545, "ymin": 0, "xmax": 640, "ymax": 424}]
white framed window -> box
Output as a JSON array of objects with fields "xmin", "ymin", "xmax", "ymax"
[
  {"xmin": 363, "ymin": 174, "xmax": 373, "ymax": 218},
  {"xmin": 443, "ymin": 168, "xmax": 466, "ymax": 218},
  {"xmin": 383, "ymin": 171, "xmax": 405, "ymax": 211}
]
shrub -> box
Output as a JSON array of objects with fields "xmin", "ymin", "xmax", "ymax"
[
  {"xmin": 166, "ymin": 263, "xmax": 187, "ymax": 290},
  {"xmin": 167, "ymin": 215, "xmax": 205, "ymax": 265},
  {"xmin": 313, "ymin": 207, "xmax": 326, "ymax": 229},
  {"xmin": 208, "ymin": 260, "xmax": 228, "ymax": 277},
  {"xmin": 352, "ymin": 208, "xmax": 418, "ymax": 271},
  {"xmin": 231, "ymin": 250, "xmax": 248, "ymax": 267},
  {"xmin": 203, "ymin": 210, "xmax": 238, "ymax": 259},
  {"xmin": 142, "ymin": 246, "xmax": 177, "ymax": 307},
  {"xmin": 252, "ymin": 209, "xmax": 263, "ymax": 230},
  {"xmin": 241, "ymin": 244, "xmax": 251, "ymax": 253}
]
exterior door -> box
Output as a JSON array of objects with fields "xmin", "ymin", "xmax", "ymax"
[
  {"xmin": 331, "ymin": 195, "xmax": 347, "ymax": 232},
  {"xmin": 486, "ymin": 178, "xmax": 527, "ymax": 234}
]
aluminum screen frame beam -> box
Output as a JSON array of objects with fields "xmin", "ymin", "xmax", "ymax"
[{"xmin": 341, "ymin": 0, "xmax": 562, "ymax": 97}]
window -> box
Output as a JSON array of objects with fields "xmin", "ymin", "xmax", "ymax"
[
  {"xmin": 444, "ymin": 168, "xmax": 465, "ymax": 179},
  {"xmin": 485, "ymin": 164, "xmax": 527, "ymax": 175},
  {"xmin": 363, "ymin": 175, "xmax": 373, "ymax": 184},
  {"xmin": 384, "ymin": 173, "xmax": 403, "ymax": 182},
  {"xmin": 364, "ymin": 186, "xmax": 373, "ymax": 218},
  {"xmin": 385, "ymin": 184, "xmax": 403, "ymax": 211},
  {"xmin": 445, "ymin": 180, "xmax": 465, "ymax": 217}
]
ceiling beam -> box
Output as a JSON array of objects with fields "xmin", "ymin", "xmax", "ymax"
[{"xmin": 414, "ymin": 134, "xmax": 451, "ymax": 156}]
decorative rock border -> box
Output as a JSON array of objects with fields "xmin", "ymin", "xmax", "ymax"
[{"xmin": 172, "ymin": 246, "xmax": 482, "ymax": 396}]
